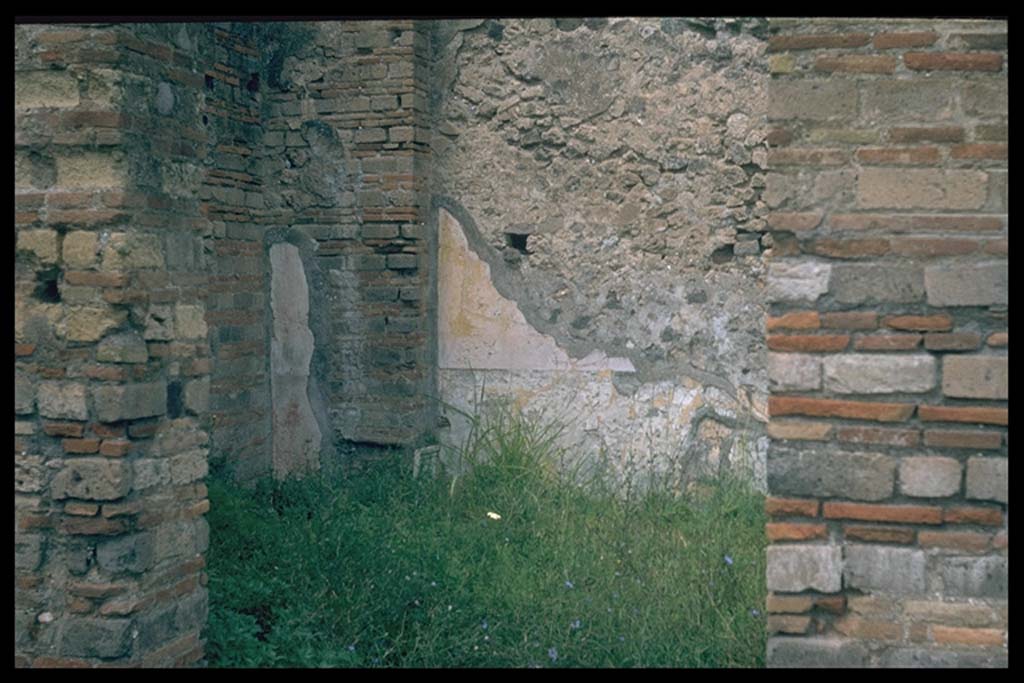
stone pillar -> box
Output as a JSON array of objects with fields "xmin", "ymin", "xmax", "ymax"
[{"xmin": 763, "ymin": 18, "xmax": 1007, "ymax": 668}]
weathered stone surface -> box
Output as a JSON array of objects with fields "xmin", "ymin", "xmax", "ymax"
[
  {"xmin": 175, "ymin": 303, "xmax": 208, "ymax": 340},
  {"xmin": 15, "ymin": 534, "xmax": 43, "ymax": 571},
  {"xmin": 940, "ymin": 556, "xmax": 1007, "ymax": 598},
  {"xmin": 60, "ymin": 618, "xmax": 133, "ymax": 658},
  {"xmin": 844, "ymin": 544, "xmax": 926, "ymax": 594},
  {"xmin": 184, "ymin": 377, "xmax": 210, "ymax": 415},
  {"xmin": 766, "ymin": 261, "xmax": 832, "ymax": 303},
  {"xmin": 899, "ymin": 456, "xmax": 961, "ymax": 498},
  {"xmin": 769, "ymin": 80, "xmax": 857, "ymax": 120},
  {"xmin": 830, "ymin": 264, "xmax": 924, "ymax": 304},
  {"xmin": 881, "ymin": 648, "xmax": 961, "ymax": 668},
  {"xmin": 56, "ymin": 152, "xmax": 124, "ymax": 189},
  {"xmin": 62, "ymin": 230, "xmax": 99, "ymax": 269},
  {"xmin": 96, "ymin": 533, "xmax": 155, "ymax": 574},
  {"xmin": 52, "ymin": 459, "xmax": 131, "ymax": 501},
  {"xmin": 767, "ymin": 545, "xmax": 842, "ymax": 593},
  {"xmin": 101, "ymin": 232, "xmax": 163, "ymax": 269},
  {"xmin": 15, "ymin": 455, "xmax": 46, "ymax": 493},
  {"xmin": 96, "ymin": 331, "xmax": 149, "ymax": 364},
  {"xmin": 37, "ymin": 381, "xmax": 89, "ymax": 420},
  {"xmin": 861, "ymin": 78, "xmax": 956, "ymax": 121},
  {"xmin": 144, "ymin": 305, "xmax": 175, "ymax": 341},
  {"xmin": 963, "ymin": 80, "xmax": 1007, "ymax": 116},
  {"xmin": 768, "ymin": 353, "xmax": 821, "ymax": 391},
  {"xmin": 965, "ymin": 457, "xmax": 1007, "ymax": 504},
  {"xmin": 59, "ymin": 306, "xmax": 125, "ymax": 343},
  {"xmin": 170, "ymin": 449, "xmax": 208, "ymax": 485},
  {"xmin": 857, "ymin": 168, "xmax": 987, "ymax": 210},
  {"xmin": 16, "ymin": 70, "xmax": 80, "ymax": 109},
  {"xmin": 942, "ymin": 356, "xmax": 1007, "ymax": 399},
  {"xmin": 823, "ymin": 354, "xmax": 935, "ymax": 394},
  {"xmin": 15, "ymin": 371, "xmax": 36, "ymax": 415},
  {"xmin": 767, "ymin": 637, "xmax": 868, "ymax": 668},
  {"xmin": 925, "ymin": 263, "xmax": 1008, "ymax": 307},
  {"xmin": 93, "ymin": 381, "xmax": 167, "ymax": 423},
  {"xmin": 270, "ymin": 242, "xmax": 321, "ymax": 478},
  {"xmin": 16, "ymin": 229, "xmax": 59, "ymax": 263},
  {"xmin": 769, "ymin": 450, "xmax": 894, "ymax": 501}
]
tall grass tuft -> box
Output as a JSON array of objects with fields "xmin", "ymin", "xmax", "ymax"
[{"xmin": 206, "ymin": 407, "xmax": 767, "ymax": 668}]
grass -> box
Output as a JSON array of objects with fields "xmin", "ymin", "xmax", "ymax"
[{"xmin": 205, "ymin": 408, "xmax": 767, "ymax": 668}]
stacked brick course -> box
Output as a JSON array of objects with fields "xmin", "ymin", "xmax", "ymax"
[{"xmin": 764, "ymin": 18, "xmax": 1007, "ymax": 667}]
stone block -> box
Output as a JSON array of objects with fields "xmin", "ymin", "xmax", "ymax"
[
  {"xmin": 861, "ymin": 78, "xmax": 956, "ymax": 121},
  {"xmin": 925, "ymin": 263, "xmax": 1007, "ymax": 307},
  {"xmin": 942, "ymin": 356, "xmax": 1007, "ymax": 399},
  {"xmin": 769, "ymin": 80, "xmax": 857, "ymax": 121},
  {"xmin": 170, "ymin": 449, "xmax": 208, "ymax": 485},
  {"xmin": 15, "ymin": 371, "xmax": 35, "ymax": 415},
  {"xmin": 965, "ymin": 457, "xmax": 1007, "ymax": 504},
  {"xmin": 940, "ymin": 556, "xmax": 1007, "ymax": 598},
  {"xmin": 96, "ymin": 533, "xmax": 155, "ymax": 574},
  {"xmin": 93, "ymin": 381, "xmax": 167, "ymax": 423},
  {"xmin": 60, "ymin": 618, "xmax": 133, "ymax": 659},
  {"xmin": 765, "ymin": 261, "xmax": 831, "ymax": 303},
  {"xmin": 133, "ymin": 459, "xmax": 170, "ymax": 490},
  {"xmin": 183, "ymin": 377, "xmax": 210, "ymax": 415},
  {"xmin": 858, "ymin": 168, "xmax": 987, "ymax": 210},
  {"xmin": 96, "ymin": 331, "xmax": 148, "ymax": 364},
  {"xmin": 768, "ymin": 353, "xmax": 821, "ymax": 391},
  {"xmin": 101, "ymin": 233, "xmax": 163, "ymax": 269},
  {"xmin": 52, "ymin": 458, "xmax": 131, "ymax": 501},
  {"xmin": 881, "ymin": 648, "xmax": 961, "ymax": 668},
  {"xmin": 767, "ymin": 637, "xmax": 869, "ymax": 668},
  {"xmin": 16, "ymin": 70, "xmax": 79, "ymax": 109},
  {"xmin": 823, "ymin": 354, "xmax": 935, "ymax": 394},
  {"xmin": 769, "ymin": 450, "xmax": 894, "ymax": 501},
  {"xmin": 175, "ymin": 303, "xmax": 208, "ymax": 340},
  {"xmin": 766, "ymin": 545, "xmax": 842, "ymax": 593},
  {"xmin": 56, "ymin": 152, "xmax": 124, "ymax": 189},
  {"xmin": 37, "ymin": 381, "xmax": 89, "ymax": 420},
  {"xmin": 963, "ymin": 80, "xmax": 1007, "ymax": 116},
  {"xmin": 16, "ymin": 229, "xmax": 59, "ymax": 263},
  {"xmin": 15, "ymin": 534, "xmax": 44, "ymax": 571},
  {"xmin": 843, "ymin": 544, "xmax": 926, "ymax": 594},
  {"xmin": 62, "ymin": 230, "xmax": 99, "ymax": 269},
  {"xmin": 830, "ymin": 264, "xmax": 924, "ymax": 304},
  {"xmin": 59, "ymin": 306, "xmax": 125, "ymax": 343},
  {"xmin": 899, "ymin": 456, "xmax": 961, "ymax": 498},
  {"xmin": 15, "ymin": 455, "xmax": 46, "ymax": 493},
  {"xmin": 144, "ymin": 305, "xmax": 175, "ymax": 341}
]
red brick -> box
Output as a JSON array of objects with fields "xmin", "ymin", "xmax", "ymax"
[
  {"xmin": 766, "ymin": 522, "xmax": 828, "ymax": 542},
  {"xmin": 918, "ymin": 405, "xmax": 1007, "ymax": 426},
  {"xmin": 924, "ymin": 429, "xmax": 1001, "ymax": 450},
  {"xmin": 92, "ymin": 422, "xmax": 126, "ymax": 438},
  {"xmin": 186, "ymin": 499, "xmax": 211, "ymax": 517},
  {"xmin": 766, "ymin": 334, "xmax": 849, "ymax": 352},
  {"xmin": 767, "ymin": 311, "xmax": 821, "ymax": 331},
  {"xmin": 890, "ymin": 238, "xmax": 979, "ymax": 257},
  {"xmin": 83, "ymin": 365, "xmax": 128, "ymax": 382},
  {"xmin": 982, "ymin": 239, "xmax": 1008, "ymax": 256},
  {"xmin": 824, "ymin": 502, "xmax": 942, "ymax": 524},
  {"xmin": 767, "ymin": 594, "xmax": 815, "ymax": 613},
  {"xmin": 809, "ymin": 238, "xmax": 890, "ymax": 259},
  {"xmin": 769, "ymin": 396, "xmax": 915, "ymax": 422},
  {"xmin": 767, "ymin": 211, "xmax": 824, "ymax": 232},
  {"xmin": 854, "ymin": 333, "xmax": 921, "ymax": 350},
  {"xmin": 835, "ymin": 615, "xmax": 902, "ymax": 640},
  {"xmin": 873, "ymin": 31, "xmax": 939, "ymax": 49},
  {"xmin": 951, "ymin": 143, "xmax": 1008, "ymax": 160},
  {"xmin": 42, "ymin": 421, "xmax": 85, "ymax": 438},
  {"xmin": 128, "ymin": 420, "xmax": 160, "ymax": 439},
  {"xmin": 64, "ymin": 271, "xmax": 129, "ymax": 288},
  {"xmin": 99, "ymin": 439, "xmax": 133, "ymax": 457},
  {"xmin": 815, "ymin": 55, "xmax": 898, "ymax": 73},
  {"xmin": 923, "ymin": 332, "xmax": 981, "ymax": 351},
  {"xmin": 889, "ymin": 126, "xmax": 964, "ymax": 143},
  {"xmin": 15, "ymin": 343, "xmax": 36, "ymax": 357},
  {"xmin": 766, "ymin": 128, "xmax": 793, "ymax": 147},
  {"xmin": 819, "ymin": 311, "xmax": 877, "ymax": 330},
  {"xmin": 932, "ymin": 626, "xmax": 1004, "ymax": 647},
  {"xmin": 62, "ymin": 438, "xmax": 101, "ymax": 454},
  {"xmin": 986, "ymin": 332, "xmax": 1007, "ymax": 347},
  {"xmin": 828, "ymin": 213, "xmax": 1002, "ymax": 232},
  {"xmin": 918, "ymin": 531, "xmax": 991, "ymax": 553},
  {"xmin": 64, "ymin": 502, "xmax": 100, "ymax": 516},
  {"xmin": 768, "ymin": 148, "xmax": 847, "ymax": 166},
  {"xmin": 943, "ymin": 505, "xmax": 1003, "ymax": 526},
  {"xmin": 844, "ymin": 525, "xmax": 916, "ymax": 544},
  {"xmin": 68, "ymin": 581, "xmax": 131, "ymax": 598},
  {"xmin": 767, "ymin": 420, "xmax": 833, "ymax": 442},
  {"xmin": 766, "ymin": 497, "xmax": 819, "ymax": 518},
  {"xmin": 101, "ymin": 500, "xmax": 144, "ymax": 518},
  {"xmin": 992, "ymin": 531, "xmax": 1007, "ymax": 550},
  {"xmin": 32, "ymin": 657, "xmax": 92, "ymax": 669},
  {"xmin": 768, "ymin": 33, "xmax": 871, "ymax": 51},
  {"xmin": 882, "ymin": 314, "xmax": 953, "ymax": 332},
  {"xmin": 835, "ymin": 426, "xmax": 919, "ymax": 447},
  {"xmin": 904, "ymin": 52, "xmax": 1003, "ymax": 71},
  {"xmin": 768, "ymin": 615, "xmax": 813, "ymax": 635},
  {"xmin": 855, "ymin": 147, "xmax": 940, "ymax": 164}
]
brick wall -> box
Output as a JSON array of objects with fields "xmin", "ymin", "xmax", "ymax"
[
  {"xmin": 15, "ymin": 24, "xmax": 212, "ymax": 667},
  {"xmin": 763, "ymin": 18, "xmax": 1008, "ymax": 667}
]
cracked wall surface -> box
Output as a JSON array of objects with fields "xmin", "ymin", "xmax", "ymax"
[{"xmin": 431, "ymin": 18, "xmax": 772, "ymax": 486}]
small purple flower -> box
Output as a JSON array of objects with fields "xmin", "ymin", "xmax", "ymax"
[
  {"xmin": 481, "ymin": 619, "xmax": 489, "ymax": 630},
  {"xmin": 564, "ymin": 580, "xmax": 574, "ymax": 589},
  {"xmin": 548, "ymin": 647, "xmax": 558, "ymax": 662},
  {"xmin": 724, "ymin": 554, "xmax": 734, "ymax": 566},
  {"xmin": 347, "ymin": 644, "xmax": 356, "ymax": 652},
  {"xmin": 570, "ymin": 619, "xmax": 581, "ymax": 630},
  {"xmin": 750, "ymin": 609, "xmax": 761, "ymax": 617}
]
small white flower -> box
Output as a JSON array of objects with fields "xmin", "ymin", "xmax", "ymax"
[{"xmin": 486, "ymin": 511, "xmax": 502, "ymax": 520}]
